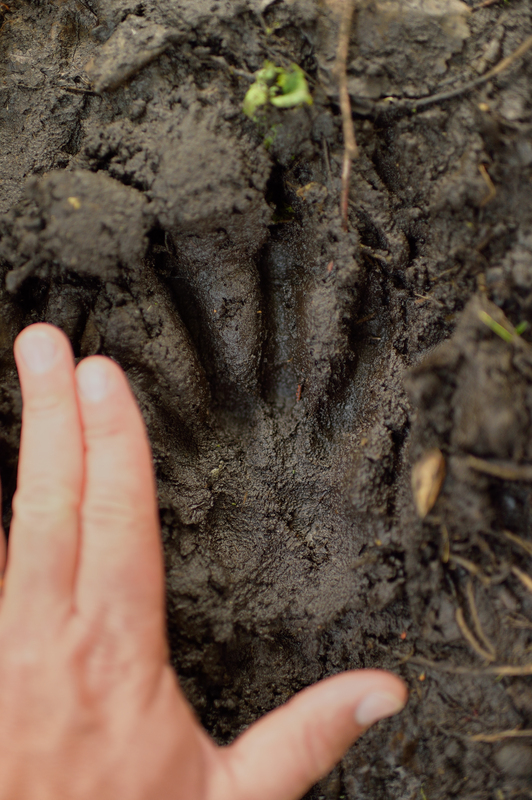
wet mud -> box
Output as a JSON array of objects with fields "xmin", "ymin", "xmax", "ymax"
[{"xmin": 2, "ymin": 1, "xmax": 532, "ymax": 797}]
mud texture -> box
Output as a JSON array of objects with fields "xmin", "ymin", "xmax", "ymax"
[{"xmin": 2, "ymin": 1, "xmax": 532, "ymax": 797}]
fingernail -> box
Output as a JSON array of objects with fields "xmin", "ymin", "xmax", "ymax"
[
  {"xmin": 76, "ymin": 361, "xmax": 109, "ymax": 402},
  {"xmin": 354, "ymin": 692, "xmax": 406, "ymax": 728},
  {"xmin": 18, "ymin": 329, "xmax": 58, "ymax": 374}
]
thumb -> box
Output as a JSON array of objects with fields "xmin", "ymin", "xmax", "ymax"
[{"xmin": 216, "ymin": 670, "xmax": 407, "ymax": 800}]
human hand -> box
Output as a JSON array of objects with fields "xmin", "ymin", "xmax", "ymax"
[{"xmin": 0, "ymin": 322, "xmax": 407, "ymax": 800}]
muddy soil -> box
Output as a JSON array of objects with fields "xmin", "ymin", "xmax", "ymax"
[{"xmin": 2, "ymin": 0, "xmax": 532, "ymax": 796}]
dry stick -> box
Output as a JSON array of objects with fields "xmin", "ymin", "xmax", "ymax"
[
  {"xmin": 455, "ymin": 607, "xmax": 496, "ymax": 662},
  {"xmin": 503, "ymin": 529, "xmax": 532, "ymax": 558},
  {"xmin": 506, "ymin": 614, "xmax": 532, "ymax": 630},
  {"xmin": 471, "ymin": 0, "xmax": 505, "ymax": 9},
  {"xmin": 512, "ymin": 565, "xmax": 532, "ymax": 594},
  {"xmin": 471, "ymin": 729, "xmax": 532, "ymax": 742},
  {"xmin": 380, "ymin": 33, "xmax": 532, "ymax": 112},
  {"xmin": 466, "ymin": 580, "xmax": 496, "ymax": 658},
  {"xmin": 449, "ymin": 553, "xmax": 491, "ymax": 586},
  {"xmin": 335, "ymin": 0, "xmax": 358, "ymax": 231},
  {"xmin": 409, "ymin": 655, "xmax": 532, "ymax": 676},
  {"xmin": 467, "ymin": 455, "xmax": 532, "ymax": 482},
  {"xmin": 62, "ymin": 86, "xmax": 101, "ymax": 97}
]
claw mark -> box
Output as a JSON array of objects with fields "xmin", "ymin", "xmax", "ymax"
[{"xmin": 296, "ymin": 383, "xmax": 302, "ymax": 402}]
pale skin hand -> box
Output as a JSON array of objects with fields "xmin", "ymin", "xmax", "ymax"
[{"xmin": 0, "ymin": 323, "xmax": 407, "ymax": 800}]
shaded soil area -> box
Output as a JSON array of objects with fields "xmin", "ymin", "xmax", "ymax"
[{"xmin": 2, "ymin": 0, "xmax": 532, "ymax": 796}]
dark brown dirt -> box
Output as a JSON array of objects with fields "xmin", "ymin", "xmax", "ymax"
[{"xmin": 2, "ymin": 1, "xmax": 532, "ymax": 797}]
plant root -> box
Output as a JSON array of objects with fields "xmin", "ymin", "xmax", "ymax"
[
  {"xmin": 466, "ymin": 580, "xmax": 496, "ymax": 659},
  {"xmin": 512, "ymin": 565, "xmax": 532, "ymax": 595},
  {"xmin": 472, "ymin": 0, "xmax": 505, "ymax": 10},
  {"xmin": 409, "ymin": 656, "xmax": 532, "ymax": 676},
  {"xmin": 335, "ymin": 0, "xmax": 358, "ymax": 231},
  {"xmin": 449, "ymin": 553, "xmax": 491, "ymax": 586},
  {"xmin": 456, "ymin": 607, "xmax": 496, "ymax": 662},
  {"xmin": 466, "ymin": 456, "xmax": 532, "ymax": 482},
  {"xmin": 471, "ymin": 729, "xmax": 532, "ymax": 742},
  {"xmin": 503, "ymin": 530, "xmax": 532, "ymax": 557}
]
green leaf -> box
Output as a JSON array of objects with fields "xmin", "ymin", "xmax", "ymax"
[
  {"xmin": 242, "ymin": 62, "xmax": 312, "ymax": 118},
  {"xmin": 270, "ymin": 64, "xmax": 312, "ymax": 109},
  {"xmin": 478, "ymin": 310, "xmax": 515, "ymax": 343},
  {"xmin": 243, "ymin": 81, "xmax": 270, "ymax": 118}
]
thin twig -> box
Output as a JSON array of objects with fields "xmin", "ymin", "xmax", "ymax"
[
  {"xmin": 441, "ymin": 525, "xmax": 450, "ymax": 564},
  {"xmin": 376, "ymin": 33, "xmax": 532, "ymax": 113},
  {"xmin": 417, "ymin": 33, "xmax": 532, "ymax": 108},
  {"xmin": 503, "ymin": 529, "xmax": 532, "ymax": 557},
  {"xmin": 77, "ymin": 0, "xmax": 99, "ymax": 20},
  {"xmin": 456, "ymin": 607, "xmax": 496, "ymax": 662},
  {"xmin": 322, "ymin": 136, "xmax": 333, "ymax": 190},
  {"xmin": 61, "ymin": 86, "xmax": 101, "ymax": 97},
  {"xmin": 466, "ymin": 580, "xmax": 496, "ymax": 658},
  {"xmin": 471, "ymin": 729, "xmax": 532, "ymax": 742},
  {"xmin": 449, "ymin": 553, "xmax": 491, "ymax": 586},
  {"xmin": 505, "ymin": 613, "xmax": 532, "ymax": 630},
  {"xmin": 335, "ymin": 0, "xmax": 358, "ymax": 231},
  {"xmin": 467, "ymin": 455, "xmax": 532, "ymax": 482},
  {"xmin": 210, "ymin": 55, "xmax": 255, "ymax": 81},
  {"xmin": 409, "ymin": 655, "xmax": 532, "ymax": 676},
  {"xmin": 472, "ymin": 0, "xmax": 505, "ymax": 9},
  {"xmin": 512, "ymin": 565, "xmax": 532, "ymax": 594}
]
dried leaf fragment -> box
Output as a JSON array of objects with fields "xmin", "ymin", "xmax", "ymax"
[{"xmin": 411, "ymin": 448, "xmax": 446, "ymax": 518}]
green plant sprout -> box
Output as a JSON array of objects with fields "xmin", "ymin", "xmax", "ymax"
[
  {"xmin": 243, "ymin": 61, "xmax": 312, "ymax": 119},
  {"xmin": 478, "ymin": 310, "xmax": 528, "ymax": 343}
]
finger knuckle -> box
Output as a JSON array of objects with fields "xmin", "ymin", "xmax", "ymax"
[
  {"xmin": 85, "ymin": 417, "xmax": 128, "ymax": 445},
  {"xmin": 12, "ymin": 487, "xmax": 78, "ymax": 527},
  {"xmin": 0, "ymin": 630, "xmax": 42, "ymax": 679},
  {"xmin": 82, "ymin": 494, "xmax": 140, "ymax": 530},
  {"xmin": 298, "ymin": 722, "xmax": 335, "ymax": 778},
  {"xmin": 23, "ymin": 392, "xmax": 64, "ymax": 419}
]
